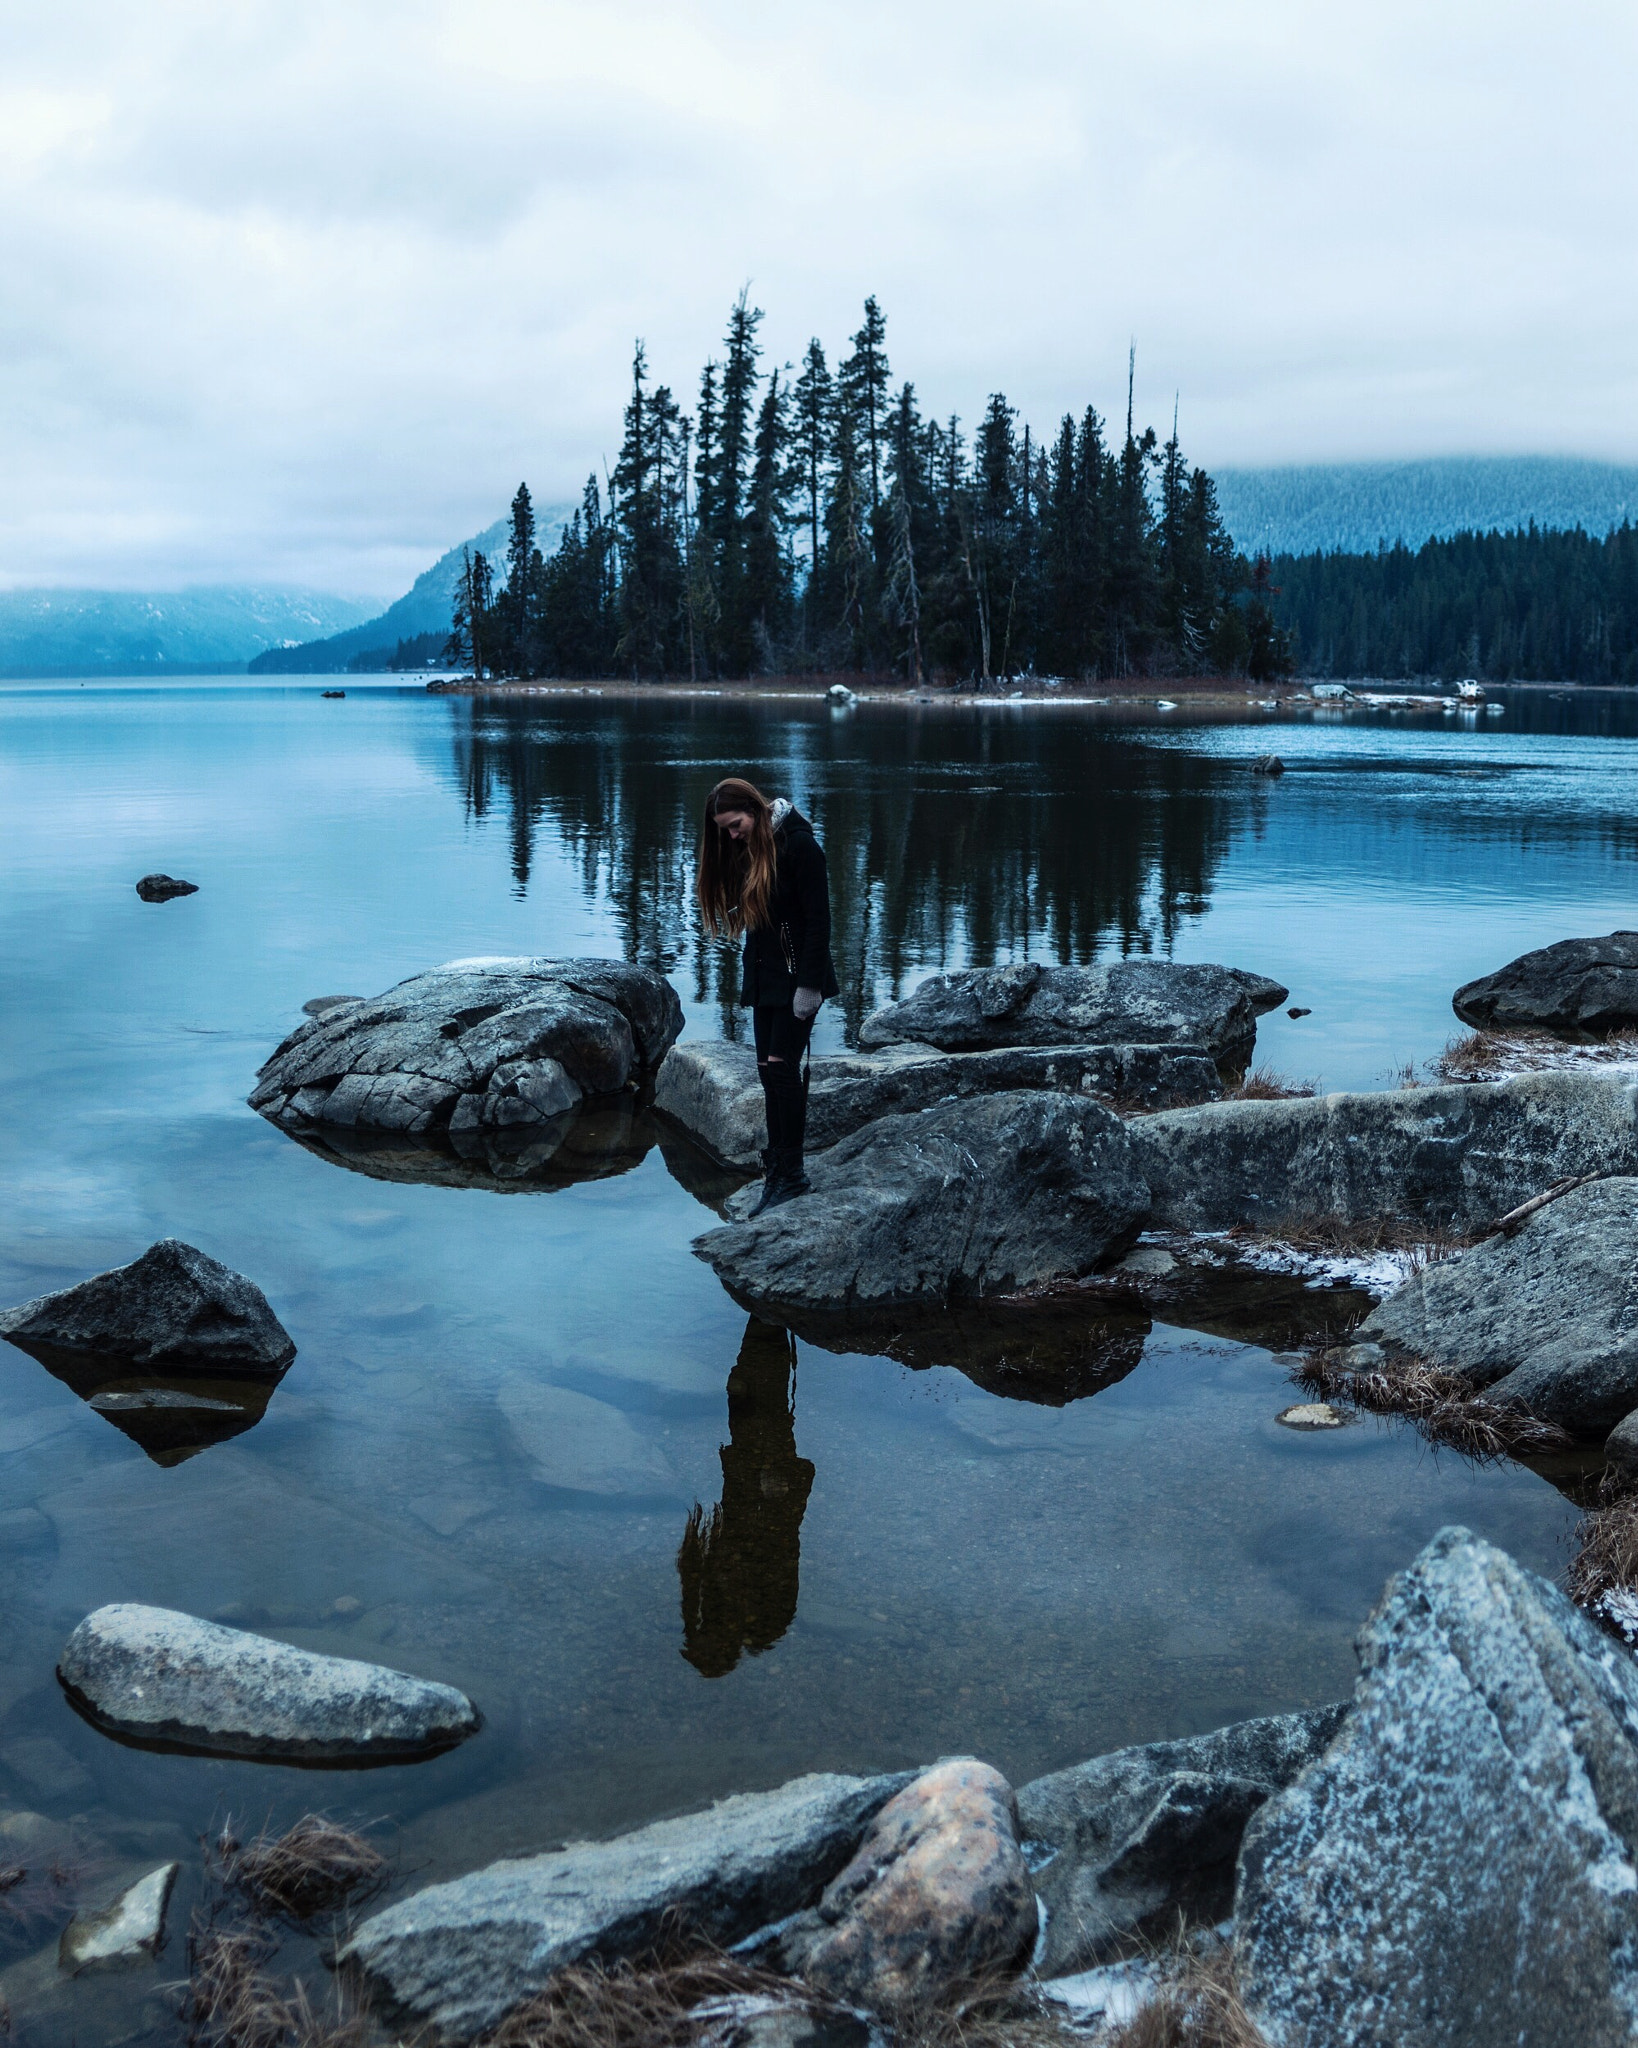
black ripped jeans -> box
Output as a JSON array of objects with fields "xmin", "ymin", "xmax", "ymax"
[{"xmin": 753, "ymin": 1003, "xmax": 814, "ymax": 1153}]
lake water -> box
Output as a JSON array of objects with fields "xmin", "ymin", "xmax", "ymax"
[{"xmin": 1, "ymin": 679, "xmax": 1634, "ymax": 2030}]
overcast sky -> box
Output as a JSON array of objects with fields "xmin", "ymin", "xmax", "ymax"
[{"xmin": 5, "ymin": 0, "xmax": 1635, "ymax": 597}]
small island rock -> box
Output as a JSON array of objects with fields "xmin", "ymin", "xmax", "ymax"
[
  {"xmin": 60, "ymin": 1863, "xmax": 178, "ymax": 1972},
  {"xmin": 135, "ymin": 874, "xmax": 197, "ymax": 901},
  {"xmin": 0, "ymin": 1239, "xmax": 295, "ymax": 1376},
  {"xmin": 58, "ymin": 1603, "xmax": 478, "ymax": 1762},
  {"xmin": 1237, "ymin": 1526, "xmax": 1638, "ymax": 2047},
  {"xmin": 250, "ymin": 957, "xmax": 682, "ymax": 1140},
  {"xmin": 1454, "ymin": 930, "xmax": 1638, "ymax": 1034},
  {"xmin": 859, "ymin": 960, "xmax": 1286, "ymax": 1062}
]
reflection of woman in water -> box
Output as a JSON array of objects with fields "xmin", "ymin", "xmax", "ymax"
[
  {"xmin": 678, "ymin": 1318, "xmax": 816, "ymax": 1678},
  {"xmin": 696, "ymin": 776, "xmax": 839, "ymax": 1214}
]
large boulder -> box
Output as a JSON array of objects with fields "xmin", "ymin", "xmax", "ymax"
[
  {"xmin": 693, "ymin": 1093, "xmax": 1149, "ymax": 1315},
  {"xmin": 1237, "ymin": 1527, "xmax": 1638, "ymax": 2048},
  {"xmin": 0, "ymin": 1240, "xmax": 295, "ymax": 1375},
  {"xmin": 1128, "ymin": 1069, "xmax": 1638, "ymax": 1232},
  {"xmin": 1018, "ymin": 1704, "xmax": 1348, "ymax": 1975},
  {"xmin": 248, "ymin": 958, "xmax": 683, "ymax": 1139},
  {"xmin": 341, "ymin": 1770, "xmax": 913, "ymax": 2041},
  {"xmin": 1357, "ymin": 1175, "xmax": 1638, "ymax": 1434},
  {"xmin": 1454, "ymin": 931, "xmax": 1638, "ymax": 1034},
  {"xmin": 776, "ymin": 1760, "xmax": 1037, "ymax": 2015},
  {"xmin": 858, "ymin": 961, "xmax": 1285, "ymax": 1062},
  {"xmin": 655, "ymin": 1039, "xmax": 1221, "ymax": 1169},
  {"xmin": 59, "ymin": 1603, "xmax": 479, "ymax": 1763}
]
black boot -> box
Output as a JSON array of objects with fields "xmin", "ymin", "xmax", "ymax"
[
  {"xmin": 745, "ymin": 1146, "xmax": 781, "ymax": 1218},
  {"xmin": 758, "ymin": 1145, "xmax": 811, "ymax": 1211}
]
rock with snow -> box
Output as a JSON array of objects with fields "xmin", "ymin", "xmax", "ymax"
[
  {"xmin": 858, "ymin": 960, "xmax": 1285, "ymax": 1063},
  {"xmin": 249, "ymin": 957, "xmax": 682, "ymax": 1139},
  {"xmin": 655, "ymin": 1038, "xmax": 1220, "ymax": 1169},
  {"xmin": 58, "ymin": 1603, "xmax": 478, "ymax": 1762},
  {"xmin": 59, "ymin": 1864, "xmax": 178, "ymax": 1972},
  {"xmin": 342, "ymin": 1770, "xmax": 913, "ymax": 2040},
  {"xmin": 1454, "ymin": 930, "xmax": 1638, "ymax": 1034},
  {"xmin": 1129, "ymin": 1069, "xmax": 1638, "ymax": 1233},
  {"xmin": 1018, "ymin": 1705, "xmax": 1348, "ymax": 1976},
  {"xmin": 1359, "ymin": 1176, "xmax": 1638, "ymax": 1434},
  {"xmin": 693, "ymin": 1092, "xmax": 1149, "ymax": 1316},
  {"xmin": 775, "ymin": 1759, "xmax": 1037, "ymax": 2014},
  {"xmin": 0, "ymin": 1239, "xmax": 295, "ymax": 1375},
  {"xmin": 1237, "ymin": 1525, "xmax": 1638, "ymax": 2048}
]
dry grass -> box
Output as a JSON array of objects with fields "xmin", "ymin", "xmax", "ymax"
[
  {"xmin": 1225, "ymin": 1066, "xmax": 1316, "ymax": 1102},
  {"xmin": 219, "ymin": 1817, "xmax": 387, "ymax": 1921},
  {"xmin": 1433, "ymin": 1025, "xmax": 1638, "ymax": 1084},
  {"xmin": 1249, "ymin": 1213, "xmax": 1465, "ymax": 1268},
  {"xmin": 1568, "ymin": 1474, "xmax": 1638, "ymax": 1612},
  {"xmin": 186, "ymin": 1921, "xmax": 369, "ymax": 2048},
  {"xmin": 1104, "ymin": 1941, "xmax": 1267, "ymax": 2048},
  {"xmin": 476, "ymin": 1951, "xmax": 855, "ymax": 2048},
  {"xmin": 1296, "ymin": 1347, "xmax": 1571, "ymax": 1460}
]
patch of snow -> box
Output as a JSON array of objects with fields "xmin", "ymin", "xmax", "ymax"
[
  {"xmin": 1595, "ymin": 1587, "xmax": 1638, "ymax": 1647},
  {"xmin": 1041, "ymin": 1955, "xmax": 1159, "ymax": 2030}
]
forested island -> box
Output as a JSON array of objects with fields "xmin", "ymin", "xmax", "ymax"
[{"xmin": 441, "ymin": 294, "xmax": 1291, "ymax": 687}]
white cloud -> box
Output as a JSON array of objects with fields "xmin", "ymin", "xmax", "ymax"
[{"xmin": 3, "ymin": 0, "xmax": 1635, "ymax": 593}]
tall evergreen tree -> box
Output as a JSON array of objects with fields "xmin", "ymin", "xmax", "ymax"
[{"xmin": 839, "ymin": 297, "xmax": 891, "ymax": 520}]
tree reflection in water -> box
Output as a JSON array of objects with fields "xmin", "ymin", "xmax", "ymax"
[{"xmin": 677, "ymin": 1318, "xmax": 815, "ymax": 1678}]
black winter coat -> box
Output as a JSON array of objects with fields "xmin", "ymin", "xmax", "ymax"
[{"xmin": 739, "ymin": 809, "xmax": 841, "ymax": 1008}]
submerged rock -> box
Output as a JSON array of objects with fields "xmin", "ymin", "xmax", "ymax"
[
  {"xmin": 655, "ymin": 1038, "xmax": 1220, "ymax": 1169},
  {"xmin": 1454, "ymin": 930, "xmax": 1638, "ymax": 1034},
  {"xmin": 858, "ymin": 960, "xmax": 1285, "ymax": 1062},
  {"xmin": 498, "ymin": 1377, "xmax": 675, "ymax": 1497},
  {"xmin": 59, "ymin": 1863, "xmax": 178, "ymax": 1972},
  {"xmin": 134, "ymin": 874, "xmax": 197, "ymax": 901},
  {"xmin": 249, "ymin": 957, "xmax": 683, "ymax": 1139},
  {"xmin": 1019, "ymin": 1704, "xmax": 1348, "ymax": 1975},
  {"xmin": 58, "ymin": 1603, "xmax": 478, "ymax": 1762},
  {"xmin": 1129, "ymin": 1068, "xmax": 1638, "ymax": 1233},
  {"xmin": 0, "ymin": 1240, "xmax": 295, "ymax": 1375},
  {"xmin": 1238, "ymin": 1527, "xmax": 1638, "ymax": 2048},
  {"xmin": 342, "ymin": 1770, "xmax": 913, "ymax": 2040},
  {"xmin": 777, "ymin": 1760, "xmax": 1037, "ymax": 2014},
  {"xmin": 694, "ymin": 1092, "xmax": 1149, "ymax": 1315},
  {"xmin": 1358, "ymin": 1175, "xmax": 1638, "ymax": 1434}
]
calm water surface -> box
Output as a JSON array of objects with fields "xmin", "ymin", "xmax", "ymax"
[{"xmin": 0, "ymin": 679, "xmax": 1632, "ymax": 2026}]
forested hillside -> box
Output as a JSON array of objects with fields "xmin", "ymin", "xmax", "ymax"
[
  {"xmin": 1270, "ymin": 524, "xmax": 1638, "ymax": 682},
  {"xmin": 448, "ymin": 296, "xmax": 1288, "ymax": 685}
]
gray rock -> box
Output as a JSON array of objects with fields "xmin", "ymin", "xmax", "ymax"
[
  {"xmin": 1237, "ymin": 1526, "xmax": 1638, "ymax": 2048},
  {"xmin": 249, "ymin": 957, "xmax": 682, "ymax": 1140},
  {"xmin": 498, "ymin": 1377, "xmax": 675, "ymax": 1497},
  {"xmin": 2, "ymin": 1735, "xmax": 95, "ymax": 1803},
  {"xmin": 58, "ymin": 1603, "xmax": 479, "ymax": 1762},
  {"xmin": 341, "ymin": 1770, "xmax": 913, "ymax": 2040},
  {"xmin": 1454, "ymin": 930, "xmax": 1638, "ymax": 1034},
  {"xmin": 134, "ymin": 874, "xmax": 196, "ymax": 901},
  {"xmin": 1251, "ymin": 754, "xmax": 1284, "ymax": 776},
  {"xmin": 694, "ymin": 1092, "xmax": 1149, "ymax": 1315},
  {"xmin": 778, "ymin": 1759, "xmax": 1037, "ymax": 2014},
  {"xmin": 858, "ymin": 960, "xmax": 1285, "ymax": 1061},
  {"xmin": 1359, "ymin": 1177, "xmax": 1638, "ymax": 1433},
  {"xmin": 1607, "ymin": 1407, "xmax": 1638, "ymax": 1473},
  {"xmin": 1018, "ymin": 1704, "xmax": 1348, "ymax": 1975},
  {"xmin": 59, "ymin": 1864, "xmax": 178, "ymax": 1972},
  {"xmin": 0, "ymin": 1239, "xmax": 296, "ymax": 1375},
  {"xmin": 1129, "ymin": 1069, "xmax": 1638, "ymax": 1232},
  {"xmin": 655, "ymin": 1039, "xmax": 1221, "ymax": 1169}
]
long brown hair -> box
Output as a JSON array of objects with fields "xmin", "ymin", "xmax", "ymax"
[{"xmin": 696, "ymin": 777, "xmax": 778, "ymax": 937}]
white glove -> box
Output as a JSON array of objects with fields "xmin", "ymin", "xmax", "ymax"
[{"xmin": 792, "ymin": 986, "xmax": 822, "ymax": 1021}]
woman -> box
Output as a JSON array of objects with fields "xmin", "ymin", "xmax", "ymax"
[{"xmin": 696, "ymin": 776, "xmax": 840, "ymax": 1213}]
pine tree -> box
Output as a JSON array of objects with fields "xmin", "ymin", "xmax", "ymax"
[
  {"xmin": 790, "ymin": 341, "xmax": 832, "ymax": 614},
  {"xmin": 744, "ymin": 369, "xmax": 792, "ymax": 667},
  {"xmin": 445, "ymin": 547, "xmax": 495, "ymax": 677},
  {"xmin": 500, "ymin": 481, "xmax": 537, "ymax": 675},
  {"xmin": 839, "ymin": 297, "xmax": 891, "ymax": 520}
]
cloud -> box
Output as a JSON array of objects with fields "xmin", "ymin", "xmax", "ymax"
[{"xmin": 2, "ymin": 0, "xmax": 1634, "ymax": 593}]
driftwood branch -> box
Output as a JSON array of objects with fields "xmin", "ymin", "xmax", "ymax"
[{"xmin": 1483, "ymin": 1170, "xmax": 1612, "ymax": 1240}]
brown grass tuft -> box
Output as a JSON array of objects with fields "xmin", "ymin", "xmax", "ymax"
[
  {"xmin": 477, "ymin": 1951, "xmax": 854, "ymax": 2048},
  {"xmin": 1104, "ymin": 1941, "xmax": 1268, "ymax": 2048},
  {"xmin": 1568, "ymin": 1474, "xmax": 1638, "ymax": 1614},
  {"xmin": 221, "ymin": 1817, "xmax": 387, "ymax": 1921},
  {"xmin": 1296, "ymin": 1348, "xmax": 1571, "ymax": 1460},
  {"xmin": 186, "ymin": 1920, "xmax": 369, "ymax": 2048},
  {"xmin": 1226, "ymin": 1066, "xmax": 1316, "ymax": 1102}
]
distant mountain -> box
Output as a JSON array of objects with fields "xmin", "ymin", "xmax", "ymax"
[
  {"xmin": 1213, "ymin": 457, "xmax": 1638, "ymax": 559},
  {"xmin": 0, "ymin": 586, "xmax": 377, "ymax": 677},
  {"xmin": 249, "ymin": 507, "xmax": 574, "ymax": 674}
]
